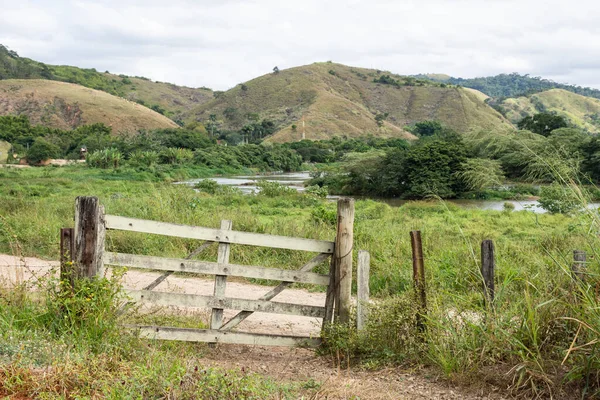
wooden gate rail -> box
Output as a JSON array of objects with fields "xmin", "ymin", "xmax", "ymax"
[
  {"xmin": 104, "ymin": 215, "xmax": 334, "ymax": 253},
  {"xmin": 70, "ymin": 196, "xmax": 357, "ymax": 348},
  {"xmin": 103, "ymin": 252, "xmax": 330, "ymax": 285}
]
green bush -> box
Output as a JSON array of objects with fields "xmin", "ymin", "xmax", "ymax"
[
  {"xmin": 256, "ymin": 180, "xmax": 296, "ymax": 197},
  {"xmin": 26, "ymin": 137, "xmax": 60, "ymax": 164},
  {"xmin": 128, "ymin": 150, "xmax": 159, "ymax": 167},
  {"xmin": 538, "ymin": 183, "xmax": 582, "ymax": 214},
  {"xmin": 86, "ymin": 148, "xmax": 123, "ymax": 169},
  {"xmin": 305, "ymin": 185, "xmax": 328, "ymax": 198}
]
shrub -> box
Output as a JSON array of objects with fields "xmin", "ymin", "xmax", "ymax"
[
  {"xmin": 538, "ymin": 183, "xmax": 582, "ymax": 214},
  {"xmin": 86, "ymin": 148, "xmax": 123, "ymax": 169},
  {"xmin": 256, "ymin": 180, "xmax": 296, "ymax": 197},
  {"xmin": 305, "ymin": 185, "xmax": 328, "ymax": 198},
  {"xmin": 503, "ymin": 202, "xmax": 516, "ymax": 212},
  {"xmin": 159, "ymin": 148, "xmax": 194, "ymax": 165},
  {"xmin": 128, "ymin": 150, "xmax": 159, "ymax": 167},
  {"xmin": 26, "ymin": 137, "xmax": 60, "ymax": 164}
]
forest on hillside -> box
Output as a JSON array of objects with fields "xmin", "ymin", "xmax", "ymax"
[{"xmin": 446, "ymin": 73, "xmax": 600, "ymax": 99}]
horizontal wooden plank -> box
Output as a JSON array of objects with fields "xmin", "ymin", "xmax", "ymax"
[
  {"xmin": 105, "ymin": 215, "xmax": 334, "ymax": 254},
  {"xmin": 129, "ymin": 325, "xmax": 321, "ymax": 347},
  {"xmin": 127, "ymin": 290, "xmax": 326, "ymax": 318},
  {"xmin": 221, "ymin": 252, "xmax": 331, "ymax": 331},
  {"xmin": 105, "ymin": 252, "xmax": 329, "ymax": 285}
]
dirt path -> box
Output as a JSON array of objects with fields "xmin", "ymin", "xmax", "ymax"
[
  {"xmin": 0, "ymin": 254, "xmax": 507, "ymax": 399},
  {"xmin": 202, "ymin": 344, "xmax": 507, "ymax": 399}
]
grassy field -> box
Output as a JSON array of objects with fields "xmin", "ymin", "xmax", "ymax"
[
  {"xmin": 186, "ymin": 62, "xmax": 514, "ymax": 143},
  {"xmin": 0, "ymin": 79, "xmax": 178, "ymax": 133},
  {"xmin": 1, "ymin": 166, "xmax": 599, "ymax": 397}
]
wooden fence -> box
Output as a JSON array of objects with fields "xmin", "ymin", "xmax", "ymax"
[{"xmin": 62, "ymin": 196, "xmax": 368, "ymax": 347}]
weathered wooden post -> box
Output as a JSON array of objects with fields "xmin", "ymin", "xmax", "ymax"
[
  {"xmin": 572, "ymin": 250, "xmax": 586, "ymax": 283},
  {"xmin": 74, "ymin": 196, "xmax": 105, "ymax": 279},
  {"xmin": 410, "ymin": 231, "xmax": 426, "ymax": 308},
  {"xmin": 410, "ymin": 230, "xmax": 426, "ymax": 331},
  {"xmin": 481, "ymin": 240, "xmax": 495, "ymax": 305},
  {"xmin": 357, "ymin": 250, "xmax": 370, "ymax": 331},
  {"xmin": 60, "ymin": 227, "xmax": 75, "ymax": 290},
  {"xmin": 211, "ymin": 220, "xmax": 232, "ymax": 331},
  {"xmin": 334, "ymin": 198, "xmax": 355, "ymax": 324}
]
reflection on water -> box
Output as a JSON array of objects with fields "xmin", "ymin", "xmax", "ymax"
[
  {"xmin": 181, "ymin": 172, "xmax": 598, "ymax": 214},
  {"xmin": 181, "ymin": 172, "xmax": 311, "ymax": 194}
]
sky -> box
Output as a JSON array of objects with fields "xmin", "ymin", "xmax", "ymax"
[{"xmin": 1, "ymin": 0, "xmax": 600, "ymax": 91}]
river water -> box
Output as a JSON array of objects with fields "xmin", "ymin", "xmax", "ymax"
[{"xmin": 181, "ymin": 172, "xmax": 596, "ymax": 214}]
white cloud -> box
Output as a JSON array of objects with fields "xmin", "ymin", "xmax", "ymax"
[{"xmin": 1, "ymin": 0, "xmax": 599, "ymax": 90}]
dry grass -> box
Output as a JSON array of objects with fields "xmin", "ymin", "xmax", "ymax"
[
  {"xmin": 113, "ymin": 74, "xmax": 214, "ymax": 115},
  {"xmin": 186, "ymin": 62, "xmax": 514, "ymax": 143},
  {"xmin": 501, "ymin": 89, "xmax": 600, "ymax": 132},
  {"xmin": 0, "ymin": 79, "xmax": 178, "ymax": 133}
]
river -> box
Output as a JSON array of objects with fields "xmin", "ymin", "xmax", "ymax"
[{"xmin": 181, "ymin": 172, "xmax": 596, "ymax": 214}]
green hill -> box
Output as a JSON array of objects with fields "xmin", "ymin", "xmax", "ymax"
[
  {"xmin": 0, "ymin": 44, "xmax": 213, "ymax": 120},
  {"xmin": 416, "ymin": 72, "xmax": 600, "ymax": 100},
  {"xmin": 184, "ymin": 62, "xmax": 513, "ymax": 143},
  {"xmin": 498, "ymin": 89, "xmax": 600, "ymax": 133},
  {"xmin": 0, "ymin": 79, "xmax": 178, "ymax": 133}
]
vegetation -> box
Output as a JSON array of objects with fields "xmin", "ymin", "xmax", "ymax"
[
  {"xmin": 184, "ymin": 62, "xmax": 513, "ymax": 143},
  {"xmin": 305, "ymin": 119, "xmax": 600, "ymax": 204},
  {"xmin": 0, "ymin": 79, "xmax": 178, "ymax": 132},
  {"xmin": 0, "ymin": 115, "xmax": 301, "ymax": 172},
  {"xmin": 418, "ymin": 72, "xmax": 600, "ymax": 99},
  {"xmin": 517, "ymin": 112, "xmax": 568, "ymax": 136},
  {"xmin": 0, "ymin": 44, "xmax": 213, "ymax": 119},
  {"xmin": 0, "ymin": 268, "xmax": 310, "ymax": 398},
  {"xmin": 498, "ymin": 89, "xmax": 600, "ymax": 133},
  {"xmin": 1, "ymin": 166, "xmax": 600, "ymax": 397}
]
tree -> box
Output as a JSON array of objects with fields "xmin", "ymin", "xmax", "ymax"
[
  {"xmin": 412, "ymin": 121, "xmax": 444, "ymax": 137},
  {"xmin": 381, "ymin": 133, "xmax": 468, "ymax": 198},
  {"xmin": 26, "ymin": 137, "xmax": 60, "ymax": 164},
  {"xmin": 374, "ymin": 112, "xmax": 388, "ymax": 127},
  {"xmin": 206, "ymin": 114, "xmax": 220, "ymax": 137},
  {"xmin": 517, "ymin": 113, "xmax": 568, "ymax": 136},
  {"xmin": 273, "ymin": 66, "xmax": 279, "ymax": 74}
]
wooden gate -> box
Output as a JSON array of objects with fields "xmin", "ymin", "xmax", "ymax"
[{"xmin": 66, "ymin": 196, "xmax": 355, "ymax": 347}]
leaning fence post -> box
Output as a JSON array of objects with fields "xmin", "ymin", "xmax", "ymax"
[
  {"xmin": 74, "ymin": 196, "xmax": 105, "ymax": 280},
  {"xmin": 572, "ymin": 250, "xmax": 586, "ymax": 283},
  {"xmin": 481, "ymin": 240, "xmax": 495, "ymax": 306},
  {"xmin": 410, "ymin": 231, "xmax": 426, "ymax": 331},
  {"xmin": 334, "ymin": 198, "xmax": 355, "ymax": 324},
  {"xmin": 357, "ymin": 250, "xmax": 370, "ymax": 331}
]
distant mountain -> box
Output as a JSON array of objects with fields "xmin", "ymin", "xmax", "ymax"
[
  {"xmin": 184, "ymin": 62, "xmax": 513, "ymax": 143},
  {"xmin": 414, "ymin": 72, "xmax": 600, "ymax": 100},
  {"xmin": 0, "ymin": 79, "xmax": 178, "ymax": 132},
  {"xmin": 497, "ymin": 89, "xmax": 600, "ymax": 133},
  {"xmin": 0, "ymin": 44, "xmax": 213, "ymax": 121}
]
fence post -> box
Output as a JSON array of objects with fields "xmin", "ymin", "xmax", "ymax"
[
  {"xmin": 572, "ymin": 250, "xmax": 586, "ymax": 283},
  {"xmin": 410, "ymin": 231, "xmax": 426, "ymax": 330},
  {"xmin": 357, "ymin": 250, "xmax": 370, "ymax": 331},
  {"xmin": 74, "ymin": 196, "xmax": 105, "ymax": 279},
  {"xmin": 481, "ymin": 240, "xmax": 495, "ymax": 305},
  {"xmin": 60, "ymin": 228, "xmax": 75, "ymax": 290},
  {"xmin": 335, "ymin": 198, "xmax": 355, "ymax": 324}
]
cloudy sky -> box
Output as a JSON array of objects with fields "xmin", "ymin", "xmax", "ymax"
[{"xmin": 1, "ymin": 0, "xmax": 599, "ymax": 90}]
